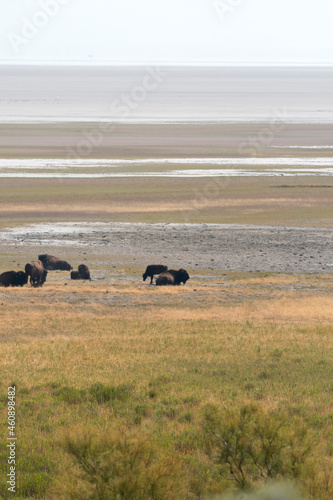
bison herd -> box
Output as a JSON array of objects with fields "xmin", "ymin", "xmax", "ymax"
[
  {"xmin": 143, "ymin": 265, "xmax": 190, "ymax": 286},
  {"xmin": 0, "ymin": 256, "xmax": 189, "ymax": 288},
  {"xmin": 0, "ymin": 254, "xmax": 90, "ymax": 288}
]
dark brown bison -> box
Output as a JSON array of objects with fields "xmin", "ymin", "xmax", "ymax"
[
  {"xmin": 167, "ymin": 269, "xmax": 190, "ymax": 285},
  {"xmin": 38, "ymin": 254, "xmax": 72, "ymax": 271},
  {"xmin": 155, "ymin": 272, "xmax": 174, "ymax": 286},
  {"xmin": 70, "ymin": 271, "xmax": 81, "ymax": 280},
  {"xmin": 70, "ymin": 265, "xmax": 91, "ymax": 280},
  {"xmin": 78, "ymin": 264, "xmax": 91, "ymax": 280},
  {"xmin": 25, "ymin": 260, "xmax": 47, "ymax": 287},
  {"xmin": 143, "ymin": 264, "xmax": 168, "ymax": 284},
  {"xmin": 156, "ymin": 268, "xmax": 190, "ymax": 286},
  {"xmin": 0, "ymin": 270, "xmax": 27, "ymax": 287}
]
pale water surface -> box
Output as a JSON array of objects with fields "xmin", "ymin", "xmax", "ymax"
[
  {"xmin": 1, "ymin": 65, "xmax": 333, "ymax": 123},
  {"xmin": 0, "ymin": 158, "xmax": 332, "ymax": 178}
]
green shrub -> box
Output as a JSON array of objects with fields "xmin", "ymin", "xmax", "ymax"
[
  {"xmin": 52, "ymin": 426, "xmax": 185, "ymax": 500},
  {"xmin": 202, "ymin": 403, "xmax": 315, "ymax": 490}
]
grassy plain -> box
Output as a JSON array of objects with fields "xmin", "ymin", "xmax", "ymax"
[
  {"xmin": 0, "ymin": 274, "xmax": 333, "ymax": 499},
  {"xmin": 1, "ymin": 176, "xmax": 333, "ymax": 227}
]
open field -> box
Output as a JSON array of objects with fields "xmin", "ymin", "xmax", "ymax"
[
  {"xmin": 0, "ymin": 273, "xmax": 333, "ymax": 499},
  {"xmin": 0, "ymin": 176, "xmax": 333, "ymax": 227},
  {"xmin": 1, "ymin": 271, "xmax": 333, "ymax": 323},
  {"xmin": 0, "ymin": 272, "xmax": 333, "ymax": 498}
]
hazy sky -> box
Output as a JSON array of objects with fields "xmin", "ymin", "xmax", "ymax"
[{"xmin": 1, "ymin": 0, "xmax": 332, "ymax": 64}]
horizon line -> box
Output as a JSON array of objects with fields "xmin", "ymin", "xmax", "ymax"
[{"xmin": 1, "ymin": 60, "xmax": 333, "ymax": 67}]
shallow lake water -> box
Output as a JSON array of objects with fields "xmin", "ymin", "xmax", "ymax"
[{"xmin": 0, "ymin": 157, "xmax": 333, "ymax": 178}]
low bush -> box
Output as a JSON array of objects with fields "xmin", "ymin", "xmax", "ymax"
[
  {"xmin": 202, "ymin": 403, "xmax": 315, "ymax": 490},
  {"xmin": 52, "ymin": 426, "xmax": 185, "ymax": 500}
]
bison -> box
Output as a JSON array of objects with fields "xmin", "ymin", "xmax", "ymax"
[
  {"xmin": 25, "ymin": 260, "xmax": 47, "ymax": 287},
  {"xmin": 156, "ymin": 268, "xmax": 190, "ymax": 286},
  {"xmin": 70, "ymin": 264, "xmax": 91, "ymax": 280},
  {"xmin": 78, "ymin": 264, "xmax": 91, "ymax": 280},
  {"xmin": 38, "ymin": 254, "xmax": 72, "ymax": 271},
  {"xmin": 0, "ymin": 270, "xmax": 27, "ymax": 287},
  {"xmin": 143, "ymin": 264, "xmax": 168, "ymax": 284},
  {"xmin": 70, "ymin": 271, "xmax": 81, "ymax": 280}
]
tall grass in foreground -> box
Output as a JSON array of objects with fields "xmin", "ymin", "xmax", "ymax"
[
  {"xmin": 0, "ymin": 313, "xmax": 332, "ymax": 499},
  {"xmin": 48, "ymin": 403, "xmax": 324, "ymax": 500}
]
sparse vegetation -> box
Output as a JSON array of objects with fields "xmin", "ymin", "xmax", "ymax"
[{"xmin": 0, "ymin": 175, "xmax": 332, "ymax": 226}]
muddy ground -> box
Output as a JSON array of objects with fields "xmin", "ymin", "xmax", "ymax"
[{"xmin": 0, "ymin": 222, "xmax": 332, "ymax": 277}]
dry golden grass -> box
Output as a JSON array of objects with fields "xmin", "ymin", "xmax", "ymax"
[
  {"xmin": 1, "ymin": 273, "xmax": 333, "ymax": 499},
  {"xmin": 148, "ymin": 296, "xmax": 333, "ymax": 322},
  {"xmin": 1, "ymin": 274, "xmax": 332, "ymax": 396},
  {"xmin": 1, "ymin": 274, "xmax": 333, "ymax": 323}
]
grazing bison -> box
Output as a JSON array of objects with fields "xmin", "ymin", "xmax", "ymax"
[
  {"xmin": 25, "ymin": 260, "xmax": 47, "ymax": 287},
  {"xmin": 156, "ymin": 268, "xmax": 190, "ymax": 286},
  {"xmin": 143, "ymin": 264, "xmax": 168, "ymax": 284},
  {"xmin": 0, "ymin": 270, "xmax": 27, "ymax": 287},
  {"xmin": 38, "ymin": 254, "xmax": 72, "ymax": 271},
  {"xmin": 70, "ymin": 265, "xmax": 91, "ymax": 280}
]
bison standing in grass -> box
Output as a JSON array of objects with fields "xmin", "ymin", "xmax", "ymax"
[
  {"xmin": 25, "ymin": 260, "xmax": 47, "ymax": 287},
  {"xmin": 143, "ymin": 265, "xmax": 168, "ymax": 284},
  {"xmin": 0, "ymin": 270, "xmax": 27, "ymax": 287},
  {"xmin": 156, "ymin": 268, "xmax": 190, "ymax": 286},
  {"xmin": 38, "ymin": 254, "xmax": 72, "ymax": 271}
]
